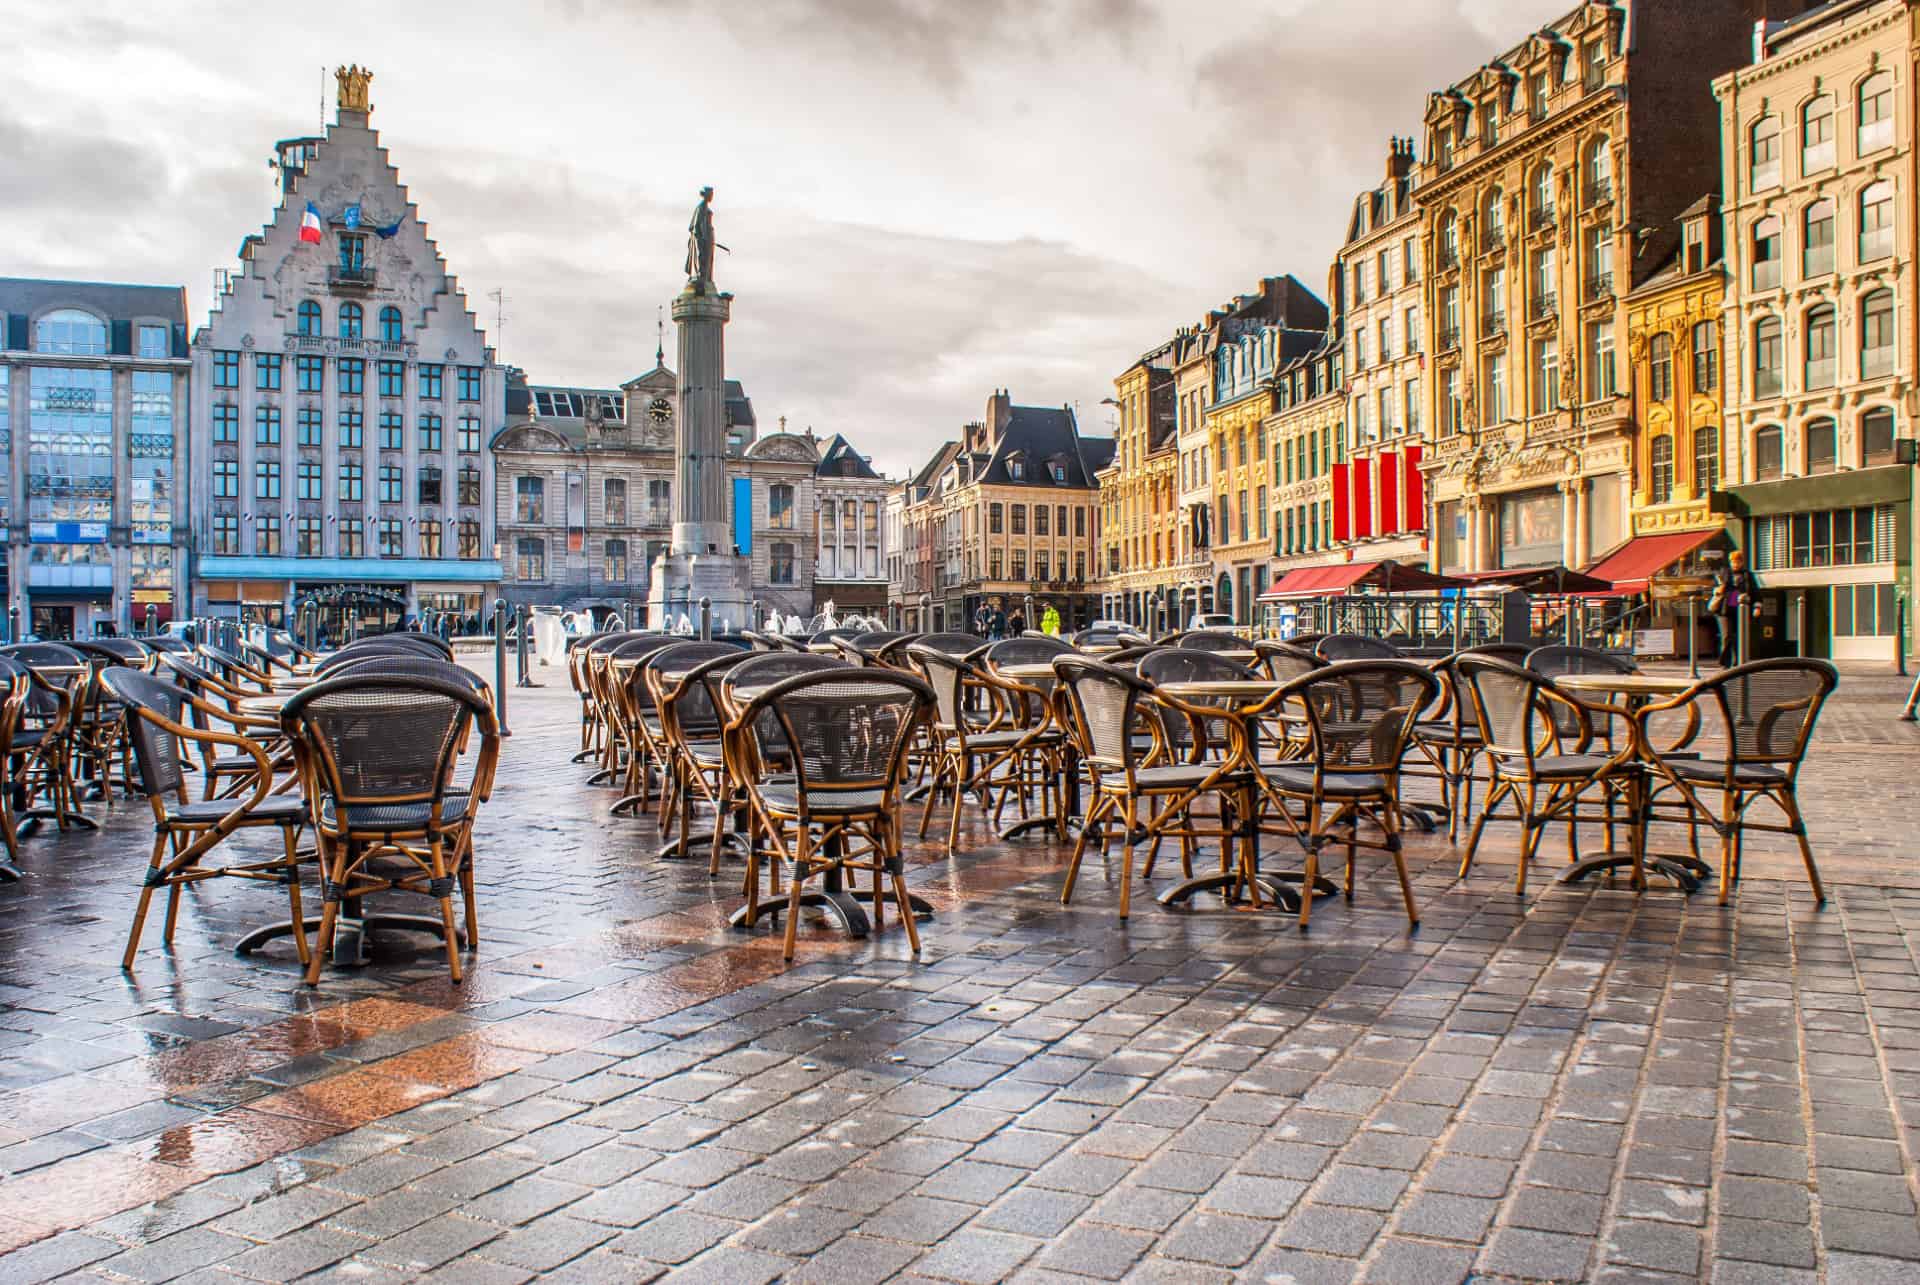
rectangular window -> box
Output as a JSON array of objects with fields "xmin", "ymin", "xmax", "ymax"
[
  {"xmin": 457, "ymin": 366, "xmax": 482, "ymax": 401},
  {"xmin": 255, "ymin": 404, "xmax": 281, "ymax": 445},
  {"xmin": 422, "ymin": 519, "xmax": 444, "ymax": 560},
  {"xmin": 459, "ymin": 466, "xmax": 481, "ymax": 507},
  {"xmin": 378, "ymin": 519, "xmax": 403, "ymax": 558},
  {"xmin": 457, "ymin": 415, "xmax": 480, "ymax": 452},
  {"xmin": 296, "ymin": 355, "xmax": 324, "ymax": 393},
  {"xmin": 516, "ymin": 476, "xmax": 545, "ymax": 523},
  {"xmin": 255, "ymin": 459, "xmax": 281, "ymax": 499},
  {"xmin": 1034, "ymin": 504, "xmax": 1049, "ymax": 536},
  {"xmin": 378, "ymin": 360, "xmax": 404, "ymax": 398},
  {"xmin": 379, "ymin": 411, "xmax": 403, "ymax": 450},
  {"xmin": 379, "ymin": 464, "xmax": 403, "ymax": 503},
  {"xmin": 213, "ymin": 459, "xmax": 238, "ymax": 497},
  {"xmin": 213, "ymin": 513, "xmax": 239, "ymax": 554},
  {"xmin": 1535, "ymin": 338, "xmax": 1561, "ymax": 413},
  {"xmin": 1586, "ymin": 322, "xmax": 1616, "ymax": 400},
  {"xmin": 1011, "ymin": 504, "xmax": 1026, "ymax": 535},
  {"xmin": 419, "ymin": 413, "xmax": 443, "ymax": 452},
  {"xmin": 138, "ymin": 324, "xmax": 170, "ymax": 359},
  {"xmin": 1256, "ymin": 485, "xmax": 1268, "ymax": 540},
  {"xmin": 338, "ymin": 357, "xmax": 364, "ymax": 396},
  {"xmin": 297, "ymin": 460, "xmax": 321, "ymax": 500},
  {"xmin": 339, "ymin": 408, "xmax": 363, "ymax": 448},
  {"xmin": 1074, "ymin": 507, "xmax": 1086, "ymax": 537},
  {"xmin": 297, "ymin": 406, "xmax": 322, "ymax": 447},
  {"xmin": 604, "ymin": 477, "xmax": 628, "ymax": 525},
  {"xmin": 212, "ymin": 350, "xmax": 240, "ymax": 388},
  {"xmin": 1805, "ymin": 202, "xmax": 1835, "ymax": 276},
  {"xmin": 296, "ymin": 515, "xmax": 321, "ymax": 557},
  {"xmin": 1482, "ymin": 354, "xmax": 1506, "ymax": 425},
  {"xmin": 339, "ymin": 526, "xmax": 364, "ymax": 558},
  {"xmin": 419, "ymin": 363, "xmax": 444, "ymax": 400},
  {"xmin": 1693, "ymin": 322, "xmax": 1719, "ymax": 393},
  {"xmin": 1862, "ymin": 293, "xmax": 1895, "ymax": 378},
  {"xmin": 418, "ymin": 466, "xmax": 442, "ymax": 506},
  {"xmin": 458, "ymin": 520, "xmax": 481, "ymax": 559},
  {"xmin": 212, "ymin": 403, "xmax": 238, "ymax": 443},
  {"xmin": 339, "ymin": 460, "xmax": 364, "ymax": 501},
  {"xmin": 256, "ymin": 516, "xmax": 281, "ymax": 556},
  {"xmin": 255, "ymin": 354, "xmax": 282, "ymax": 390}
]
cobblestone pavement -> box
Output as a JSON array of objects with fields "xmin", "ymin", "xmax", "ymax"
[{"xmin": 0, "ymin": 659, "xmax": 1917, "ymax": 1283}]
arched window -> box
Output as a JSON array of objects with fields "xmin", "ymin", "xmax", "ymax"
[
  {"xmin": 1482, "ymin": 187, "xmax": 1504, "ymax": 241},
  {"xmin": 378, "ymin": 306, "xmax": 402, "ymax": 343},
  {"xmin": 338, "ymin": 302, "xmax": 363, "ymax": 339},
  {"xmin": 34, "ymin": 308, "xmax": 108, "ymax": 355},
  {"xmin": 1648, "ymin": 435, "xmax": 1674, "ymax": 504},
  {"xmin": 1753, "ymin": 316, "xmax": 1783, "ymax": 398},
  {"xmin": 1692, "ymin": 320, "xmax": 1719, "ymax": 393},
  {"xmin": 1861, "ymin": 407, "xmax": 1896, "ymax": 465},
  {"xmin": 1530, "ymin": 163, "xmax": 1554, "ymax": 222},
  {"xmin": 1805, "ymin": 416, "xmax": 1837, "ymax": 474},
  {"xmin": 1643, "ymin": 330, "xmax": 1674, "ymax": 401},
  {"xmin": 1805, "ymin": 305, "xmax": 1836, "ymax": 390},
  {"xmin": 1438, "ymin": 210, "xmax": 1459, "ymax": 267},
  {"xmin": 1862, "ymin": 289, "xmax": 1895, "ymax": 379},
  {"xmin": 1585, "ymin": 138, "xmax": 1612, "ymax": 205},
  {"xmin": 1858, "ymin": 72, "xmax": 1893, "ymax": 154},
  {"xmin": 1693, "ymin": 425, "xmax": 1721, "ymax": 492},
  {"xmin": 1750, "ymin": 115, "xmax": 1780, "ymax": 190},
  {"xmin": 1753, "ymin": 424, "xmax": 1785, "ymax": 480},
  {"xmin": 1803, "ymin": 199, "xmax": 1835, "ymax": 276},
  {"xmin": 1801, "ymin": 94, "xmax": 1834, "ymax": 174},
  {"xmin": 296, "ymin": 300, "xmax": 321, "ymax": 336},
  {"xmin": 1751, "ymin": 216, "xmax": 1782, "ymax": 290},
  {"xmin": 1859, "ymin": 181, "xmax": 1894, "ymax": 262}
]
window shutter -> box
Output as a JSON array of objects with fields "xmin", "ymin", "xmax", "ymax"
[
  {"xmin": 172, "ymin": 323, "xmax": 188, "ymax": 357},
  {"xmin": 5, "ymin": 314, "xmax": 26, "ymax": 351},
  {"xmin": 111, "ymin": 319, "xmax": 133, "ymax": 355}
]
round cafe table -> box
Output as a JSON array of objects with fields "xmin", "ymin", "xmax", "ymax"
[{"xmin": 1548, "ymin": 671, "xmax": 1711, "ymax": 892}]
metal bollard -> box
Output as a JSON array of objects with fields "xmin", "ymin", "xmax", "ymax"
[
  {"xmin": 515, "ymin": 604, "xmax": 534, "ymax": 687},
  {"xmin": 1898, "ymin": 596, "xmax": 1909, "ymax": 679},
  {"xmin": 699, "ymin": 596, "xmax": 712, "ymax": 641},
  {"xmin": 491, "ymin": 600, "xmax": 511, "ymax": 735},
  {"xmin": 1686, "ymin": 596, "xmax": 1698, "ymax": 679}
]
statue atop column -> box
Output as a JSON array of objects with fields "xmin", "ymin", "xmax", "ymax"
[{"xmin": 685, "ymin": 186, "xmax": 721, "ymax": 292}]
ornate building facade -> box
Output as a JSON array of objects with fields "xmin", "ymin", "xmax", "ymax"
[
  {"xmin": 1171, "ymin": 325, "xmax": 1220, "ymax": 623},
  {"xmin": 1095, "ymin": 339, "xmax": 1179, "ymax": 631},
  {"xmin": 811, "ymin": 432, "xmax": 891, "ymax": 616},
  {"xmin": 1417, "ymin": 1, "xmax": 1761, "ymax": 576},
  {"xmin": 189, "ymin": 67, "xmax": 504, "ymax": 633},
  {"xmin": 0, "ymin": 279, "xmax": 190, "ymax": 638},
  {"xmin": 491, "ymin": 364, "xmax": 841, "ymax": 627},
  {"xmin": 1267, "ymin": 337, "xmax": 1345, "ymax": 577},
  {"xmin": 1713, "ymin": 0, "xmax": 1914, "ymax": 661}
]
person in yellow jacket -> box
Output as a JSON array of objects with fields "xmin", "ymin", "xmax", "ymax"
[{"xmin": 1041, "ymin": 604, "xmax": 1062, "ymax": 636}]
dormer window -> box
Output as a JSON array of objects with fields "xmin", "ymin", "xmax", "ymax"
[
  {"xmin": 1007, "ymin": 454, "xmax": 1026, "ymax": 481},
  {"xmin": 1051, "ymin": 461, "xmax": 1067, "ymax": 483}
]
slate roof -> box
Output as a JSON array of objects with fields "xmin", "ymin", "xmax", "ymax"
[
  {"xmin": 979, "ymin": 405, "xmax": 1102, "ymax": 489},
  {"xmin": 816, "ymin": 433, "xmax": 881, "ymax": 479},
  {"xmin": 0, "ymin": 277, "xmax": 187, "ymax": 326}
]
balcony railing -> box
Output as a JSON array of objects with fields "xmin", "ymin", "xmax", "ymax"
[
  {"xmin": 1754, "ymin": 369, "xmax": 1783, "ymax": 399},
  {"xmin": 1437, "ymin": 248, "xmax": 1459, "ymax": 271},
  {"xmin": 1530, "ymin": 294, "xmax": 1558, "ymax": 322},
  {"xmin": 1481, "ymin": 311, "xmax": 1507, "ymax": 338},
  {"xmin": 1530, "ymin": 204, "xmax": 1557, "ymax": 232},
  {"xmin": 1864, "ymin": 346, "xmax": 1895, "ymax": 379},
  {"xmin": 1438, "ymin": 327, "xmax": 1461, "ymax": 352},
  {"xmin": 328, "ymin": 265, "xmax": 378, "ymax": 290},
  {"xmin": 1585, "ymin": 177, "xmax": 1613, "ymax": 207},
  {"xmin": 1585, "ymin": 273, "xmax": 1614, "ymax": 301}
]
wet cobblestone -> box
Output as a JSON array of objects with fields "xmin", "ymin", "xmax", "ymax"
[{"xmin": 0, "ymin": 661, "xmax": 1916, "ymax": 1281}]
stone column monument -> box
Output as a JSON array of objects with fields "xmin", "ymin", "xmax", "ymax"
[{"xmin": 648, "ymin": 187, "xmax": 751, "ymax": 631}]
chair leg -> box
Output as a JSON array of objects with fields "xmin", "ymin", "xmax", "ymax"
[
  {"xmin": 1515, "ymin": 783, "xmax": 1540, "ymax": 898},
  {"xmin": 1460, "ymin": 779, "xmax": 1502, "ymax": 880},
  {"xmin": 1061, "ymin": 794, "xmax": 1107, "ymax": 905},
  {"xmin": 281, "ymin": 824, "xmax": 310, "ymax": 967},
  {"xmin": 456, "ymin": 829, "xmax": 479, "ymax": 947},
  {"xmin": 430, "ymin": 834, "xmax": 462, "ymax": 984},
  {"xmin": 1385, "ymin": 800, "xmax": 1417, "ymax": 927},
  {"xmin": 1717, "ymin": 788, "xmax": 1738, "ymax": 906},
  {"xmin": 1776, "ymin": 789, "xmax": 1823, "ymax": 904},
  {"xmin": 1298, "ymin": 802, "xmax": 1323, "ymax": 931},
  {"xmin": 306, "ymin": 838, "xmax": 350, "ymax": 986},
  {"xmin": 1117, "ymin": 796, "xmax": 1138, "ymax": 921},
  {"xmin": 162, "ymin": 831, "xmax": 187, "ymax": 945},
  {"xmin": 782, "ymin": 828, "xmax": 810, "ymax": 961},
  {"xmin": 123, "ymin": 831, "xmax": 169, "ymax": 970},
  {"xmin": 917, "ymin": 749, "xmax": 943, "ymax": 838},
  {"xmin": 945, "ymin": 753, "xmax": 968, "ymax": 856}
]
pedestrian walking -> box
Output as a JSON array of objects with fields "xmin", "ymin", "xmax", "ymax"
[{"xmin": 1708, "ymin": 550, "xmax": 1759, "ymax": 667}]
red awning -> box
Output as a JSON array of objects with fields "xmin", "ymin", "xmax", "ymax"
[
  {"xmin": 1456, "ymin": 566, "xmax": 1615, "ymax": 595},
  {"xmin": 1260, "ymin": 559, "xmax": 1465, "ymax": 600},
  {"xmin": 1585, "ymin": 529, "xmax": 1721, "ymax": 593}
]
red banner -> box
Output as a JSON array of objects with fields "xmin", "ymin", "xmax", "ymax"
[
  {"xmin": 1332, "ymin": 462, "xmax": 1351, "ymax": 542},
  {"xmin": 1403, "ymin": 445, "xmax": 1425, "ymax": 531},
  {"xmin": 1353, "ymin": 460, "xmax": 1373, "ymax": 539},
  {"xmin": 1377, "ymin": 451, "xmax": 1400, "ymax": 536}
]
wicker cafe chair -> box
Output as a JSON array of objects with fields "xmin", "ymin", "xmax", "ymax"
[
  {"xmin": 281, "ymin": 671, "xmax": 501, "ymax": 985},
  {"xmin": 0, "ymin": 658, "xmax": 30, "ymax": 878},
  {"xmin": 731, "ymin": 667, "xmax": 932, "ymax": 959},
  {"xmin": 973, "ymin": 637, "xmax": 1074, "ymax": 839},
  {"xmin": 1526, "ymin": 644, "xmax": 1638, "ymax": 749},
  {"xmin": 1454, "ymin": 655, "xmax": 1638, "ymax": 896},
  {"xmin": 144, "ymin": 636, "xmax": 196, "ymax": 655},
  {"xmin": 1254, "ymin": 640, "xmax": 1323, "ymax": 684},
  {"xmin": 717, "ymin": 654, "xmax": 853, "ymax": 890},
  {"xmin": 1, "ymin": 643, "xmax": 94, "ymax": 835},
  {"xmin": 1174, "ymin": 630, "xmax": 1247, "ymax": 653},
  {"xmin": 571, "ymin": 631, "xmax": 648, "ymax": 765},
  {"xmin": 1051, "ymin": 655, "xmax": 1243, "ymax": 919},
  {"xmin": 910, "ymin": 643, "xmax": 1041, "ymax": 854},
  {"xmin": 835, "ymin": 630, "xmax": 911, "ymax": 667},
  {"xmin": 1134, "ymin": 648, "xmax": 1267, "ymax": 884},
  {"xmin": 643, "ymin": 643, "xmax": 748, "ymax": 852},
  {"xmin": 70, "ymin": 639, "xmax": 150, "ymax": 805},
  {"xmin": 598, "ymin": 636, "xmax": 676, "ymax": 801},
  {"xmin": 1634, "ymin": 658, "xmax": 1837, "ymax": 906},
  {"xmin": 1315, "ymin": 634, "xmax": 1402, "ymax": 662},
  {"xmin": 155, "ymin": 652, "xmax": 295, "ymax": 799},
  {"xmin": 1250, "ymin": 659, "xmax": 1440, "ymax": 928},
  {"xmin": 101, "ymin": 668, "xmax": 310, "ymax": 970}
]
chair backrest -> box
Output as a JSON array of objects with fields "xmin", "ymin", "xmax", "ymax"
[
  {"xmin": 315, "ymin": 640, "xmax": 435, "ymax": 675},
  {"xmin": 666, "ymin": 651, "xmax": 750, "ymax": 743},
  {"xmin": 74, "ymin": 637, "xmax": 151, "ymax": 668},
  {"xmin": 1101, "ymin": 644, "xmax": 1168, "ymax": 667},
  {"xmin": 326, "ymin": 655, "xmax": 490, "ymax": 700},
  {"xmin": 746, "ymin": 669, "xmax": 932, "ymax": 810},
  {"xmin": 1052, "ymin": 655, "xmax": 1156, "ymax": 774},
  {"xmin": 2, "ymin": 642, "xmax": 89, "ymax": 718},
  {"xmin": 1462, "ymin": 642, "xmax": 1531, "ymax": 665},
  {"xmin": 1138, "ymin": 649, "xmax": 1258, "ymax": 760},
  {"xmin": 281, "ymin": 672, "xmax": 493, "ymax": 818},
  {"xmin": 0, "ymin": 656, "xmax": 31, "ymax": 752},
  {"xmin": 144, "ymin": 636, "xmax": 195, "ymax": 654},
  {"xmin": 645, "ymin": 641, "xmax": 743, "ymax": 677},
  {"xmin": 1316, "ymin": 634, "xmax": 1401, "ymax": 662},
  {"xmin": 2, "ymin": 641, "xmax": 87, "ymax": 670},
  {"xmin": 98, "ymin": 668, "xmax": 196, "ymax": 802},
  {"xmin": 1455, "ymin": 654, "xmax": 1570, "ymax": 761},
  {"xmin": 1526, "ymin": 644, "xmax": 1637, "ymax": 678},
  {"xmin": 913, "ymin": 632, "xmax": 986, "ymax": 658},
  {"xmin": 874, "ymin": 633, "xmax": 923, "ymax": 668},
  {"xmin": 1700, "ymin": 657, "xmax": 1837, "ymax": 768},
  {"xmin": 393, "ymin": 632, "xmax": 455, "ymax": 659},
  {"xmin": 984, "ymin": 635, "xmax": 1075, "ymax": 667},
  {"xmin": 1175, "ymin": 631, "xmax": 1246, "ymax": 653},
  {"xmin": 1254, "ymin": 640, "xmax": 1324, "ymax": 684},
  {"xmin": 1283, "ymin": 659, "xmax": 1439, "ymax": 776},
  {"xmin": 906, "ymin": 644, "xmax": 974, "ymax": 735}
]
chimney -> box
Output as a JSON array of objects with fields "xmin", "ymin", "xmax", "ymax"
[
  {"xmin": 987, "ymin": 389, "xmax": 1013, "ymax": 439},
  {"xmin": 1386, "ymin": 136, "xmax": 1414, "ymax": 182}
]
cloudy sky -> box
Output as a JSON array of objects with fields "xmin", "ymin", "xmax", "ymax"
[{"xmin": 2, "ymin": 0, "xmax": 1569, "ymax": 475}]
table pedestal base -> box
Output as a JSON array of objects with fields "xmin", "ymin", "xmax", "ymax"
[
  {"xmin": 0, "ymin": 861, "xmax": 20, "ymax": 882},
  {"xmin": 235, "ymin": 912, "xmax": 461, "ymax": 967},
  {"xmin": 1559, "ymin": 852, "xmax": 1710, "ymax": 893},
  {"xmin": 17, "ymin": 809, "xmax": 98, "ymax": 836},
  {"xmin": 1157, "ymin": 869, "xmax": 1339, "ymax": 912},
  {"xmin": 658, "ymin": 828, "xmax": 753, "ymax": 862},
  {"xmin": 729, "ymin": 884, "xmax": 935, "ymax": 937}
]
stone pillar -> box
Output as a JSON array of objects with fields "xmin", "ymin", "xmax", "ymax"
[
  {"xmin": 671, "ymin": 289, "xmax": 733, "ymax": 557},
  {"xmin": 1561, "ymin": 482, "xmax": 1577, "ymax": 567},
  {"xmin": 1573, "ymin": 477, "xmax": 1591, "ymax": 569}
]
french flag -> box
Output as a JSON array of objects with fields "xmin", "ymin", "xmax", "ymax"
[{"xmin": 299, "ymin": 202, "xmax": 323, "ymax": 244}]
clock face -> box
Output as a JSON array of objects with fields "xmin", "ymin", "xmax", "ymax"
[{"xmin": 647, "ymin": 396, "xmax": 672, "ymax": 424}]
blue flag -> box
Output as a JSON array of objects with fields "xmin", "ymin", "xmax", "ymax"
[
  {"xmin": 342, "ymin": 203, "xmax": 363, "ymax": 229},
  {"xmin": 372, "ymin": 213, "xmax": 405, "ymax": 239}
]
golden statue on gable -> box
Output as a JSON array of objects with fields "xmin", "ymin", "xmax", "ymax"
[{"xmin": 336, "ymin": 64, "xmax": 373, "ymax": 114}]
